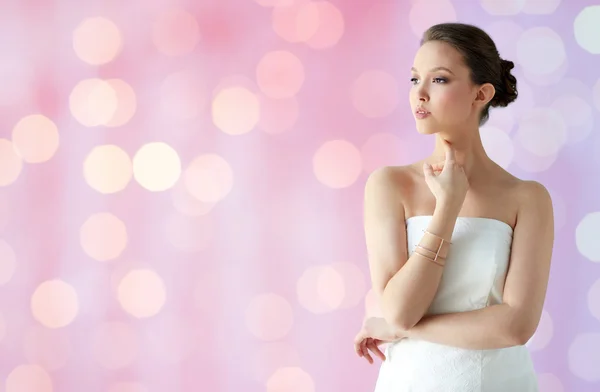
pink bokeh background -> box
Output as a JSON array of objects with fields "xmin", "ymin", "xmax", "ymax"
[{"xmin": 1, "ymin": 0, "xmax": 600, "ymax": 390}]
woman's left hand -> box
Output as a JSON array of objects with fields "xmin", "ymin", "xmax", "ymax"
[{"xmin": 353, "ymin": 317, "xmax": 405, "ymax": 364}]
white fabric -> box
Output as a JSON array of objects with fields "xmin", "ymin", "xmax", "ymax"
[{"xmin": 374, "ymin": 216, "xmax": 538, "ymax": 392}]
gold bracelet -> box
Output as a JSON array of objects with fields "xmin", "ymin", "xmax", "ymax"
[
  {"xmin": 414, "ymin": 248, "xmax": 445, "ymax": 266},
  {"xmin": 416, "ymin": 244, "xmax": 442, "ymax": 257},
  {"xmin": 422, "ymin": 229, "xmax": 452, "ymax": 245}
]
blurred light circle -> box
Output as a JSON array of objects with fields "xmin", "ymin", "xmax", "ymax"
[
  {"xmin": 256, "ymin": 51, "xmax": 305, "ymax": 99},
  {"xmin": 83, "ymin": 145, "xmax": 133, "ymax": 194},
  {"xmin": 153, "ymin": 8, "xmax": 201, "ymax": 56},
  {"xmin": 212, "ymin": 87, "xmax": 260, "ymax": 135},
  {"xmin": 132, "ymin": 142, "xmax": 181, "ymax": 192},
  {"xmin": 80, "ymin": 212, "xmax": 128, "ymax": 261},
  {"xmin": 117, "ymin": 269, "xmax": 166, "ymax": 318},
  {"xmin": 313, "ymin": 140, "xmax": 362, "ymax": 189},
  {"xmin": 184, "ymin": 154, "xmax": 234, "ymax": 203},
  {"xmin": 73, "ymin": 17, "xmax": 123, "ymax": 65},
  {"xmin": 574, "ymin": 6, "xmax": 600, "ymax": 54},
  {"xmin": 5, "ymin": 364, "xmax": 53, "ymax": 392},
  {"xmin": 11, "ymin": 115, "xmax": 60, "ymax": 163},
  {"xmin": 69, "ymin": 78, "xmax": 118, "ymax": 127},
  {"xmin": 31, "ymin": 280, "xmax": 79, "ymax": 328}
]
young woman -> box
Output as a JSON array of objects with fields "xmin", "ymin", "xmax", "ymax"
[{"xmin": 354, "ymin": 23, "xmax": 554, "ymax": 391}]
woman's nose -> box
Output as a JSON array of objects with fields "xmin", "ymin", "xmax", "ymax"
[{"xmin": 415, "ymin": 84, "xmax": 429, "ymax": 102}]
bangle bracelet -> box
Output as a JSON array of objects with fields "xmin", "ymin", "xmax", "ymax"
[
  {"xmin": 422, "ymin": 229, "xmax": 452, "ymax": 245},
  {"xmin": 414, "ymin": 249, "xmax": 445, "ymax": 266}
]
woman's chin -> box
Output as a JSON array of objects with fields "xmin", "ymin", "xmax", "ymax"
[{"xmin": 416, "ymin": 125, "xmax": 438, "ymax": 135}]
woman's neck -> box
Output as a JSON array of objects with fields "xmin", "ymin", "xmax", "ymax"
[{"xmin": 426, "ymin": 131, "xmax": 494, "ymax": 181}]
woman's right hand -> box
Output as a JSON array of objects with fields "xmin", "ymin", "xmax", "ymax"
[{"xmin": 423, "ymin": 140, "xmax": 469, "ymax": 210}]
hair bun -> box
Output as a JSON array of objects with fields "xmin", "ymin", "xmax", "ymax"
[{"xmin": 491, "ymin": 59, "xmax": 518, "ymax": 108}]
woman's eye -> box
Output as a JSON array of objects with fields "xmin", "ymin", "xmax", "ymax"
[
  {"xmin": 433, "ymin": 77, "xmax": 447, "ymax": 83},
  {"xmin": 410, "ymin": 77, "xmax": 419, "ymax": 84}
]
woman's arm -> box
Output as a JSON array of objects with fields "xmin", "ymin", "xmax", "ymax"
[
  {"xmin": 391, "ymin": 181, "xmax": 554, "ymax": 350},
  {"xmin": 398, "ymin": 304, "xmax": 522, "ymax": 349},
  {"xmin": 364, "ymin": 167, "xmax": 460, "ymax": 330}
]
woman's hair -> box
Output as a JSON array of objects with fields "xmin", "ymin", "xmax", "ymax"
[{"xmin": 420, "ymin": 23, "xmax": 518, "ymax": 125}]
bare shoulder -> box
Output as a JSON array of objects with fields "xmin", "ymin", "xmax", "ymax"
[
  {"xmin": 365, "ymin": 165, "xmax": 415, "ymax": 194},
  {"xmin": 364, "ymin": 165, "xmax": 415, "ymax": 212},
  {"xmin": 514, "ymin": 179, "xmax": 553, "ymax": 213}
]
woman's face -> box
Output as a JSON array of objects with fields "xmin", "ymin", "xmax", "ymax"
[{"xmin": 409, "ymin": 41, "xmax": 479, "ymax": 135}]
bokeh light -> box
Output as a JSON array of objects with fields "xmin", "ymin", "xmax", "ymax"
[
  {"xmin": 587, "ymin": 278, "xmax": 600, "ymax": 322},
  {"xmin": 153, "ymin": 8, "xmax": 201, "ymax": 56},
  {"xmin": 576, "ymin": 212, "xmax": 600, "ymax": 262},
  {"xmin": 297, "ymin": 265, "xmax": 346, "ymax": 314},
  {"xmin": 80, "ymin": 212, "xmax": 128, "ymax": 262},
  {"xmin": 104, "ymin": 79, "xmax": 137, "ymax": 127},
  {"xmin": 11, "ymin": 115, "xmax": 60, "ymax": 163},
  {"xmin": 329, "ymin": 262, "xmax": 367, "ymax": 309},
  {"xmin": 266, "ymin": 367, "xmax": 315, "ymax": 392},
  {"xmin": 516, "ymin": 27, "xmax": 566, "ymax": 75},
  {"xmin": 69, "ymin": 78, "xmax": 118, "ymax": 127},
  {"xmin": 132, "ymin": 142, "xmax": 181, "ymax": 192},
  {"xmin": 303, "ymin": 1, "xmax": 345, "ymax": 50},
  {"xmin": 313, "ymin": 140, "xmax": 362, "ymax": 189},
  {"xmin": 525, "ymin": 309, "xmax": 553, "ymax": 351},
  {"xmin": 515, "ymin": 108, "xmax": 566, "ymax": 157},
  {"xmin": 5, "ymin": 364, "xmax": 53, "ymax": 392},
  {"xmin": 250, "ymin": 342, "xmax": 301, "ymax": 383},
  {"xmin": 480, "ymin": 126, "xmax": 514, "ymax": 168},
  {"xmin": 73, "ymin": 17, "xmax": 122, "ymax": 65},
  {"xmin": 568, "ymin": 333, "xmax": 600, "ymax": 381},
  {"xmin": 183, "ymin": 154, "xmax": 234, "ymax": 203},
  {"xmin": 256, "ymin": 50, "xmax": 305, "ymax": 99},
  {"xmin": 117, "ymin": 269, "xmax": 166, "ymax": 318},
  {"xmin": 212, "ymin": 87, "xmax": 260, "ymax": 135},
  {"xmin": 271, "ymin": 0, "xmax": 319, "ymax": 43},
  {"xmin": 31, "ymin": 280, "xmax": 79, "ymax": 328},
  {"xmin": 83, "ymin": 145, "xmax": 133, "ymax": 194},
  {"xmin": 574, "ymin": 6, "xmax": 600, "ymax": 54}
]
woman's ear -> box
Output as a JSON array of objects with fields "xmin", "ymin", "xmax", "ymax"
[{"xmin": 475, "ymin": 83, "xmax": 495, "ymax": 107}]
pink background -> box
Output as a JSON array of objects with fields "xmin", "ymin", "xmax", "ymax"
[{"xmin": 1, "ymin": 0, "xmax": 600, "ymax": 391}]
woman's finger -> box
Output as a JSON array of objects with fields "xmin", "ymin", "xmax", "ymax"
[
  {"xmin": 361, "ymin": 339, "xmax": 373, "ymax": 364},
  {"xmin": 354, "ymin": 332, "xmax": 364, "ymax": 357},
  {"xmin": 366, "ymin": 339, "xmax": 386, "ymax": 361}
]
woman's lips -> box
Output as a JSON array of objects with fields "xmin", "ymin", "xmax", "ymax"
[{"xmin": 415, "ymin": 110, "xmax": 430, "ymax": 119}]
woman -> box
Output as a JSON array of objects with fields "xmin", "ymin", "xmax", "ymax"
[{"xmin": 354, "ymin": 23, "xmax": 554, "ymax": 391}]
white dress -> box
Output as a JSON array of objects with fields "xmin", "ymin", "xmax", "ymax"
[{"xmin": 374, "ymin": 216, "xmax": 538, "ymax": 392}]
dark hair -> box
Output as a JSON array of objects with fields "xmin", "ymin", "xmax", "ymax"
[{"xmin": 420, "ymin": 23, "xmax": 518, "ymax": 125}]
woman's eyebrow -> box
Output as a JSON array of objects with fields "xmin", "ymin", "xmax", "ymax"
[{"xmin": 410, "ymin": 66, "xmax": 454, "ymax": 75}]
